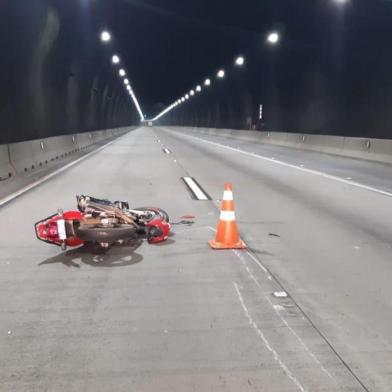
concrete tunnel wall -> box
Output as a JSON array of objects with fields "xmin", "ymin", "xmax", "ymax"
[
  {"xmin": 0, "ymin": 1, "xmax": 139, "ymax": 145},
  {"xmin": 0, "ymin": 126, "xmax": 133, "ymax": 181},
  {"xmin": 168, "ymin": 126, "xmax": 392, "ymax": 166}
]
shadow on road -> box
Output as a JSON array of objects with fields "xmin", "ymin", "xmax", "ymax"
[
  {"xmin": 38, "ymin": 239, "xmax": 144, "ymax": 268},
  {"xmin": 153, "ymin": 238, "xmax": 176, "ymax": 247}
]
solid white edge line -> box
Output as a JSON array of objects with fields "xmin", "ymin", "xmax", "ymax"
[
  {"xmin": 233, "ymin": 282, "xmax": 307, "ymax": 392},
  {"xmin": 0, "ymin": 135, "xmax": 126, "ymax": 208},
  {"xmin": 166, "ymin": 129, "xmax": 392, "ymax": 199},
  {"xmin": 233, "ymin": 248, "xmax": 337, "ymax": 383},
  {"xmin": 183, "ymin": 177, "xmax": 208, "ymax": 200}
]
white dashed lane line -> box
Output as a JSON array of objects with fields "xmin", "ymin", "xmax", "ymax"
[{"xmin": 182, "ymin": 177, "xmax": 211, "ymax": 200}]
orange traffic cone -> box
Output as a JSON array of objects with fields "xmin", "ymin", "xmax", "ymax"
[{"xmin": 209, "ymin": 183, "xmax": 246, "ymax": 249}]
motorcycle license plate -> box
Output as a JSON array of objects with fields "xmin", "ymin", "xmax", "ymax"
[{"xmin": 57, "ymin": 219, "xmax": 67, "ymax": 240}]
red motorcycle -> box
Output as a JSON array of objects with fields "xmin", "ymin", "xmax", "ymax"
[{"xmin": 35, "ymin": 195, "xmax": 170, "ymax": 251}]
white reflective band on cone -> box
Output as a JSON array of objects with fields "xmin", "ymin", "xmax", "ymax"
[
  {"xmin": 220, "ymin": 210, "xmax": 236, "ymax": 221},
  {"xmin": 223, "ymin": 191, "xmax": 233, "ymax": 201}
]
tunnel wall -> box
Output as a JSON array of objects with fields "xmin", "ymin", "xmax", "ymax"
[
  {"xmin": 0, "ymin": 1, "xmax": 138, "ymax": 145},
  {"xmin": 156, "ymin": 1, "xmax": 392, "ymax": 139},
  {"xmin": 166, "ymin": 126, "xmax": 392, "ymax": 166},
  {"xmin": 0, "ymin": 126, "xmax": 133, "ymax": 180}
]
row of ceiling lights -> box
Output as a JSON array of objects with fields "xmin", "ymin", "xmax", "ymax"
[
  {"xmin": 149, "ymin": 0, "xmax": 349, "ymax": 123},
  {"xmin": 149, "ymin": 31, "xmax": 279, "ymax": 122},
  {"xmin": 100, "ymin": 31, "xmax": 145, "ymax": 122},
  {"xmin": 100, "ymin": 0, "xmax": 348, "ymax": 124}
]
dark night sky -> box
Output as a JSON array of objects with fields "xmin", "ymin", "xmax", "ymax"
[{"xmin": 1, "ymin": 0, "xmax": 392, "ymax": 142}]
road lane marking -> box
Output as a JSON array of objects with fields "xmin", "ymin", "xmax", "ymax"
[
  {"xmin": 273, "ymin": 291, "xmax": 288, "ymax": 298},
  {"xmin": 206, "ymin": 225, "xmax": 352, "ymax": 388},
  {"xmin": 232, "ymin": 250, "xmax": 336, "ymax": 384},
  {"xmin": 0, "ymin": 137, "xmax": 123, "ymax": 208},
  {"xmin": 233, "ymin": 282, "xmax": 307, "ymax": 392},
  {"xmin": 168, "ymin": 130, "xmax": 392, "ymax": 199},
  {"xmin": 182, "ymin": 177, "xmax": 211, "ymax": 200}
]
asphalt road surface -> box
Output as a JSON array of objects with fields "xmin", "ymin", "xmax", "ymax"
[{"xmin": 1, "ymin": 126, "xmax": 392, "ymax": 391}]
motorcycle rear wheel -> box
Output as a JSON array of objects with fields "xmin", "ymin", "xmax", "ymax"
[{"xmin": 75, "ymin": 224, "xmax": 137, "ymax": 243}]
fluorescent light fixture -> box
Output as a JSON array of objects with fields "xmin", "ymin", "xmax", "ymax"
[
  {"xmin": 204, "ymin": 78, "xmax": 211, "ymax": 86},
  {"xmin": 148, "ymin": 90, "xmax": 197, "ymax": 122},
  {"xmin": 235, "ymin": 56, "xmax": 245, "ymax": 66},
  {"xmin": 119, "ymin": 69, "xmax": 126, "ymax": 77},
  {"xmin": 112, "ymin": 55, "xmax": 120, "ymax": 64},
  {"xmin": 267, "ymin": 31, "xmax": 280, "ymax": 45},
  {"xmin": 123, "ymin": 79, "xmax": 144, "ymax": 122},
  {"xmin": 100, "ymin": 31, "xmax": 111, "ymax": 43},
  {"xmin": 217, "ymin": 69, "xmax": 225, "ymax": 78}
]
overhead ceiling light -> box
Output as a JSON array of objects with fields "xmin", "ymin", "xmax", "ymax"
[
  {"xmin": 204, "ymin": 78, "xmax": 211, "ymax": 86},
  {"xmin": 196, "ymin": 85, "xmax": 202, "ymax": 92},
  {"xmin": 235, "ymin": 56, "xmax": 245, "ymax": 66},
  {"xmin": 185, "ymin": 94, "xmax": 189, "ymax": 99},
  {"xmin": 190, "ymin": 90, "xmax": 195, "ymax": 96},
  {"xmin": 266, "ymin": 31, "xmax": 280, "ymax": 45},
  {"xmin": 100, "ymin": 31, "xmax": 111, "ymax": 43},
  {"xmin": 119, "ymin": 69, "xmax": 126, "ymax": 77},
  {"xmin": 124, "ymin": 78, "xmax": 130, "ymax": 85},
  {"xmin": 217, "ymin": 69, "xmax": 225, "ymax": 78},
  {"xmin": 181, "ymin": 97, "xmax": 185, "ymax": 102},
  {"xmin": 126, "ymin": 85, "xmax": 131, "ymax": 90},
  {"xmin": 112, "ymin": 55, "xmax": 120, "ymax": 64}
]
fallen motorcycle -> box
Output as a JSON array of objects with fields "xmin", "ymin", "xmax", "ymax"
[{"xmin": 35, "ymin": 195, "xmax": 170, "ymax": 250}]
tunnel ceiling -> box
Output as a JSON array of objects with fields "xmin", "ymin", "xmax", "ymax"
[
  {"xmin": 95, "ymin": 0, "xmax": 392, "ymax": 120},
  {"xmin": 1, "ymin": 0, "xmax": 392, "ymax": 142}
]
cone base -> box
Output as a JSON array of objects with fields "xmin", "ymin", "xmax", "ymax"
[{"xmin": 208, "ymin": 239, "xmax": 246, "ymax": 250}]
